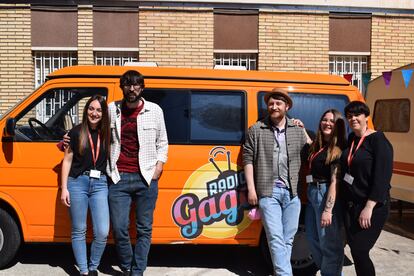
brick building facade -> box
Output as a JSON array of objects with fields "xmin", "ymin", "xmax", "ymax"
[{"xmin": 0, "ymin": 1, "xmax": 413, "ymax": 115}]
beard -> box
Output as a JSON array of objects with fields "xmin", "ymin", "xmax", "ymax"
[{"xmin": 124, "ymin": 91, "xmax": 141, "ymax": 103}]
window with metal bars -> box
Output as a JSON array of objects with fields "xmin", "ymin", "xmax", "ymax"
[
  {"xmin": 94, "ymin": 51, "xmax": 138, "ymax": 66},
  {"xmin": 329, "ymin": 55, "xmax": 369, "ymax": 91},
  {"xmin": 213, "ymin": 53, "xmax": 257, "ymax": 70},
  {"xmin": 33, "ymin": 51, "xmax": 78, "ymax": 123}
]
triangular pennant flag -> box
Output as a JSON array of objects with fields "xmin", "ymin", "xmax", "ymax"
[
  {"xmin": 401, "ymin": 69, "xmax": 413, "ymax": 88},
  {"xmin": 382, "ymin": 71, "xmax": 392, "ymax": 87},
  {"xmin": 362, "ymin": 72, "xmax": 372, "ymax": 89},
  {"xmin": 343, "ymin": 73, "xmax": 353, "ymax": 83}
]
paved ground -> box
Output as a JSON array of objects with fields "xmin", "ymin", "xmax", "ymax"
[{"xmin": 1, "ymin": 208, "xmax": 413, "ymax": 276}]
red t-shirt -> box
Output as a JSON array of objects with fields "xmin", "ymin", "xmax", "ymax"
[{"xmin": 117, "ymin": 101, "xmax": 144, "ymax": 173}]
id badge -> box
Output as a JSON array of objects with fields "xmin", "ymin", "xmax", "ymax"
[
  {"xmin": 306, "ymin": 175, "xmax": 313, "ymax": 183},
  {"xmin": 344, "ymin": 173, "xmax": 354, "ymax": 185},
  {"xmin": 89, "ymin": 169, "xmax": 101, "ymax": 179}
]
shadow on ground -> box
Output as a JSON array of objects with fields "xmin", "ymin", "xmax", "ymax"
[{"xmin": 12, "ymin": 243, "xmax": 271, "ymax": 276}]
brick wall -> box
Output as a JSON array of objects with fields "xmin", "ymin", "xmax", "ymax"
[
  {"xmin": 258, "ymin": 10, "xmax": 329, "ymax": 74},
  {"xmin": 371, "ymin": 14, "xmax": 414, "ymax": 79},
  {"xmin": 139, "ymin": 7, "xmax": 213, "ymax": 68},
  {"xmin": 77, "ymin": 5, "xmax": 94, "ymax": 65},
  {"xmin": 0, "ymin": 4, "xmax": 32, "ymax": 115}
]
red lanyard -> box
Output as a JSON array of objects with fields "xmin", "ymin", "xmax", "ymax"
[
  {"xmin": 88, "ymin": 130, "xmax": 100, "ymax": 168},
  {"xmin": 347, "ymin": 134, "xmax": 367, "ymax": 167},
  {"xmin": 308, "ymin": 147, "xmax": 326, "ymax": 170}
]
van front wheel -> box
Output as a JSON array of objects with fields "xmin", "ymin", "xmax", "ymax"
[{"xmin": 0, "ymin": 209, "xmax": 21, "ymax": 268}]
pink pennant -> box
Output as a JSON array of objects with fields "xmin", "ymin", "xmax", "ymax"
[
  {"xmin": 382, "ymin": 71, "xmax": 392, "ymax": 87},
  {"xmin": 343, "ymin": 74, "xmax": 353, "ymax": 83}
]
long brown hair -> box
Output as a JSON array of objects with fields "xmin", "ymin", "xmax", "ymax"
[
  {"xmin": 310, "ymin": 109, "xmax": 346, "ymax": 164},
  {"xmin": 78, "ymin": 95, "xmax": 110, "ymax": 156}
]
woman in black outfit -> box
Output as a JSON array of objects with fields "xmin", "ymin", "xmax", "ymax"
[
  {"xmin": 340, "ymin": 101, "xmax": 393, "ymax": 276},
  {"xmin": 61, "ymin": 95, "xmax": 110, "ymax": 276}
]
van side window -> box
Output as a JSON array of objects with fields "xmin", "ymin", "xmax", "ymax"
[
  {"xmin": 373, "ymin": 99, "xmax": 410, "ymax": 132},
  {"xmin": 13, "ymin": 88, "xmax": 107, "ymax": 142},
  {"xmin": 143, "ymin": 89, "xmax": 246, "ymax": 145},
  {"xmin": 257, "ymin": 92, "xmax": 350, "ymax": 134}
]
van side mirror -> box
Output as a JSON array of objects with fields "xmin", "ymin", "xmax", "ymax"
[{"xmin": 4, "ymin": 117, "xmax": 16, "ymax": 137}]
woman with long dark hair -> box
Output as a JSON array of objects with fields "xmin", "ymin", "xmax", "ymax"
[
  {"xmin": 305, "ymin": 109, "xmax": 346, "ymax": 276},
  {"xmin": 61, "ymin": 95, "xmax": 110, "ymax": 276},
  {"xmin": 341, "ymin": 101, "xmax": 393, "ymax": 276}
]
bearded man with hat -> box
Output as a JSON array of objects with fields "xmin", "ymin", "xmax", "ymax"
[{"xmin": 243, "ymin": 88, "xmax": 311, "ymax": 276}]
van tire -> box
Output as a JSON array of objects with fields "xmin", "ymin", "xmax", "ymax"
[
  {"xmin": 0, "ymin": 209, "xmax": 21, "ymax": 269},
  {"xmin": 260, "ymin": 226, "xmax": 318, "ymax": 276}
]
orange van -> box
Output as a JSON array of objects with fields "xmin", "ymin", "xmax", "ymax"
[{"xmin": 0, "ymin": 65, "xmax": 366, "ymax": 273}]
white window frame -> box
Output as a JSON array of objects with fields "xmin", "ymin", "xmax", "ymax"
[
  {"xmin": 94, "ymin": 49, "xmax": 139, "ymax": 66},
  {"xmin": 33, "ymin": 51, "xmax": 78, "ymax": 123},
  {"xmin": 214, "ymin": 52, "xmax": 258, "ymax": 70},
  {"xmin": 329, "ymin": 53, "xmax": 369, "ymax": 92}
]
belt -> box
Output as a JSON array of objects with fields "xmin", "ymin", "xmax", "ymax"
[{"xmin": 309, "ymin": 179, "xmax": 329, "ymax": 185}]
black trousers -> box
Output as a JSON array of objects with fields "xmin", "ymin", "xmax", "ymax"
[{"xmin": 343, "ymin": 201, "xmax": 389, "ymax": 276}]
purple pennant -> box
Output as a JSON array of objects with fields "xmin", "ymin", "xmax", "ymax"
[
  {"xmin": 382, "ymin": 71, "xmax": 392, "ymax": 87},
  {"xmin": 402, "ymin": 69, "xmax": 413, "ymax": 88}
]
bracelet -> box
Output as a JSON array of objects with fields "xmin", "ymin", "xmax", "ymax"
[{"xmin": 323, "ymin": 210, "xmax": 332, "ymax": 214}]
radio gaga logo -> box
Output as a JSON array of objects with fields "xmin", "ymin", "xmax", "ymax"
[{"xmin": 171, "ymin": 146, "xmax": 252, "ymax": 239}]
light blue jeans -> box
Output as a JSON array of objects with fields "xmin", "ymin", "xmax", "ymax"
[
  {"xmin": 305, "ymin": 183, "xmax": 344, "ymax": 276},
  {"xmin": 259, "ymin": 187, "xmax": 301, "ymax": 276},
  {"xmin": 68, "ymin": 174, "xmax": 109, "ymax": 274}
]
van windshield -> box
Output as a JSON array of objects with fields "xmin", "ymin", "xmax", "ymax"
[{"xmin": 258, "ymin": 92, "xmax": 350, "ymax": 135}]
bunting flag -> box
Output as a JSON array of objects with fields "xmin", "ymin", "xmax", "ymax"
[
  {"xmin": 362, "ymin": 72, "xmax": 372, "ymax": 89},
  {"xmin": 402, "ymin": 69, "xmax": 413, "ymax": 88},
  {"xmin": 343, "ymin": 73, "xmax": 353, "ymax": 83},
  {"xmin": 382, "ymin": 71, "xmax": 392, "ymax": 87}
]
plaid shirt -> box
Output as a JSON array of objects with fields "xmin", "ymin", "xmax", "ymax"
[
  {"xmin": 106, "ymin": 98, "xmax": 168, "ymax": 185},
  {"xmin": 243, "ymin": 117, "xmax": 307, "ymax": 198}
]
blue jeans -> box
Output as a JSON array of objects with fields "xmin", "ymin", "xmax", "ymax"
[
  {"xmin": 305, "ymin": 183, "xmax": 344, "ymax": 276},
  {"xmin": 67, "ymin": 174, "xmax": 109, "ymax": 274},
  {"xmin": 259, "ymin": 187, "xmax": 301, "ymax": 276},
  {"xmin": 108, "ymin": 172, "xmax": 158, "ymax": 276}
]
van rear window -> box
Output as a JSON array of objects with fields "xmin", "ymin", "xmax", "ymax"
[
  {"xmin": 373, "ymin": 99, "xmax": 410, "ymax": 132},
  {"xmin": 143, "ymin": 89, "xmax": 246, "ymax": 145},
  {"xmin": 258, "ymin": 92, "xmax": 350, "ymax": 134}
]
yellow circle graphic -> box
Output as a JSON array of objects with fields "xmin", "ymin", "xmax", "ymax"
[{"xmin": 182, "ymin": 161, "xmax": 252, "ymax": 239}]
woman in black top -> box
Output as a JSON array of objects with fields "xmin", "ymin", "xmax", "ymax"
[
  {"xmin": 61, "ymin": 95, "xmax": 110, "ymax": 276},
  {"xmin": 305, "ymin": 109, "xmax": 346, "ymax": 276},
  {"xmin": 341, "ymin": 101, "xmax": 393, "ymax": 276}
]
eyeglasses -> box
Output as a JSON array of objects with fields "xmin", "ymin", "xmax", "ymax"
[{"xmin": 123, "ymin": 84, "xmax": 142, "ymax": 90}]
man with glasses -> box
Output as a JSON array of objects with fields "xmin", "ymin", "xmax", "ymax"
[{"xmin": 107, "ymin": 70, "xmax": 168, "ymax": 276}]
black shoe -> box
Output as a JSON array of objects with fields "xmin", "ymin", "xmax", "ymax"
[
  {"xmin": 88, "ymin": 270, "xmax": 98, "ymax": 276},
  {"xmin": 122, "ymin": 270, "xmax": 131, "ymax": 276}
]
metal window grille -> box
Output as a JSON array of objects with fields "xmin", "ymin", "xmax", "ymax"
[
  {"xmin": 214, "ymin": 53, "xmax": 257, "ymax": 70},
  {"xmin": 329, "ymin": 55, "xmax": 369, "ymax": 91},
  {"xmin": 33, "ymin": 51, "xmax": 78, "ymax": 123},
  {"xmin": 94, "ymin": 51, "xmax": 138, "ymax": 66}
]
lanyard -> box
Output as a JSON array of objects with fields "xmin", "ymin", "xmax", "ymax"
[
  {"xmin": 88, "ymin": 130, "xmax": 100, "ymax": 168},
  {"xmin": 347, "ymin": 134, "xmax": 367, "ymax": 167},
  {"xmin": 308, "ymin": 147, "xmax": 325, "ymax": 170}
]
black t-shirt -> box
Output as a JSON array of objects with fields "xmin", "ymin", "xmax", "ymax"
[
  {"xmin": 340, "ymin": 131, "xmax": 393, "ymax": 204},
  {"xmin": 68, "ymin": 124, "xmax": 107, "ymax": 178},
  {"xmin": 309, "ymin": 147, "xmax": 339, "ymax": 183}
]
